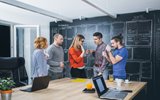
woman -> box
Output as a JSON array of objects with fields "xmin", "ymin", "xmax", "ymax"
[
  {"xmin": 68, "ymin": 34, "xmax": 86, "ymax": 78},
  {"xmin": 32, "ymin": 37, "xmax": 49, "ymax": 78}
]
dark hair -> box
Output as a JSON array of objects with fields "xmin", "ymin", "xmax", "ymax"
[
  {"xmin": 77, "ymin": 34, "xmax": 85, "ymax": 40},
  {"xmin": 93, "ymin": 32, "xmax": 103, "ymax": 39},
  {"xmin": 111, "ymin": 34, "xmax": 123, "ymax": 45}
]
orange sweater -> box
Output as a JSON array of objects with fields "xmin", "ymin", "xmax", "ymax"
[{"xmin": 68, "ymin": 47, "xmax": 85, "ymax": 68}]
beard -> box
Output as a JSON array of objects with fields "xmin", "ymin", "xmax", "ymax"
[
  {"xmin": 111, "ymin": 46, "xmax": 116, "ymax": 49},
  {"xmin": 58, "ymin": 42, "xmax": 63, "ymax": 46}
]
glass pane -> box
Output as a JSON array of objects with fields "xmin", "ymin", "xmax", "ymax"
[{"xmin": 16, "ymin": 27, "xmax": 37, "ymax": 84}]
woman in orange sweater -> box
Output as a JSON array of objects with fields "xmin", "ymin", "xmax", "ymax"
[{"xmin": 68, "ymin": 34, "xmax": 86, "ymax": 78}]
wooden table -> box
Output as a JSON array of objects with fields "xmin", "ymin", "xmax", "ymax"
[{"xmin": 10, "ymin": 78, "xmax": 147, "ymax": 100}]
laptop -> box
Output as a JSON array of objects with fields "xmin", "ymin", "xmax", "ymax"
[
  {"xmin": 92, "ymin": 75, "xmax": 128, "ymax": 100},
  {"xmin": 20, "ymin": 75, "xmax": 50, "ymax": 92}
]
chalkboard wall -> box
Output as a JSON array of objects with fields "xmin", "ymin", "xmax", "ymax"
[{"xmin": 50, "ymin": 10, "xmax": 160, "ymax": 99}]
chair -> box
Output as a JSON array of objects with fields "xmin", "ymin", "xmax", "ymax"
[
  {"xmin": 0, "ymin": 57, "xmax": 27, "ymax": 86},
  {"xmin": 17, "ymin": 57, "xmax": 28, "ymax": 85}
]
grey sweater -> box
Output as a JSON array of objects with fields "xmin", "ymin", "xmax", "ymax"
[{"xmin": 47, "ymin": 44, "xmax": 64, "ymax": 72}]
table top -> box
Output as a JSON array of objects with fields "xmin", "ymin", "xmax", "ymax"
[{"xmin": 11, "ymin": 78, "xmax": 147, "ymax": 100}]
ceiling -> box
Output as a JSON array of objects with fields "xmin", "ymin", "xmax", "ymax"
[
  {"xmin": 17, "ymin": 0, "xmax": 160, "ymax": 19},
  {"xmin": 0, "ymin": 0, "xmax": 160, "ymax": 24}
]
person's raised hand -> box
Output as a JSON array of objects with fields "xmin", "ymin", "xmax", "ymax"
[
  {"xmin": 106, "ymin": 45, "xmax": 111, "ymax": 52},
  {"xmin": 81, "ymin": 45, "xmax": 85, "ymax": 53},
  {"xmin": 102, "ymin": 51, "xmax": 107, "ymax": 57}
]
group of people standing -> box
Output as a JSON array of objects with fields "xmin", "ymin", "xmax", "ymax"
[{"xmin": 32, "ymin": 32, "xmax": 128, "ymax": 81}]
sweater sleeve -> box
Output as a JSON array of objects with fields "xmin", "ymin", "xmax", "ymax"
[
  {"xmin": 47, "ymin": 46, "xmax": 60, "ymax": 67},
  {"xmin": 69, "ymin": 48, "xmax": 83, "ymax": 63}
]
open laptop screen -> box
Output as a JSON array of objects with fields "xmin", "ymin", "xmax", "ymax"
[{"xmin": 92, "ymin": 75, "xmax": 108, "ymax": 97}]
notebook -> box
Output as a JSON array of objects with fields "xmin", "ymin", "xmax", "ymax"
[{"xmin": 71, "ymin": 78, "xmax": 86, "ymax": 82}]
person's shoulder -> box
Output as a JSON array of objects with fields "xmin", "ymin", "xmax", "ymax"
[
  {"xmin": 46, "ymin": 44, "xmax": 54, "ymax": 52},
  {"xmin": 101, "ymin": 42, "xmax": 107, "ymax": 49},
  {"xmin": 47, "ymin": 44, "xmax": 54, "ymax": 49},
  {"xmin": 52, "ymin": 44, "xmax": 63, "ymax": 49},
  {"xmin": 122, "ymin": 47, "xmax": 127, "ymax": 50},
  {"xmin": 69, "ymin": 47, "xmax": 74, "ymax": 51},
  {"xmin": 34, "ymin": 49, "xmax": 42, "ymax": 52},
  {"xmin": 68, "ymin": 47, "xmax": 75, "ymax": 52},
  {"xmin": 102, "ymin": 42, "xmax": 107, "ymax": 46},
  {"xmin": 59, "ymin": 46, "xmax": 63, "ymax": 49},
  {"xmin": 33, "ymin": 49, "xmax": 43, "ymax": 55},
  {"xmin": 120, "ymin": 47, "xmax": 128, "ymax": 52}
]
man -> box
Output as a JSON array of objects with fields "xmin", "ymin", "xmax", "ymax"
[
  {"xmin": 103, "ymin": 34, "xmax": 128, "ymax": 79},
  {"xmin": 89, "ymin": 32, "xmax": 108, "ymax": 80},
  {"xmin": 47, "ymin": 33, "xmax": 64, "ymax": 80}
]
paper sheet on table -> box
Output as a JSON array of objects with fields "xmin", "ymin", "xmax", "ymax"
[{"xmin": 71, "ymin": 78, "xmax": 87, "ymax": 82}]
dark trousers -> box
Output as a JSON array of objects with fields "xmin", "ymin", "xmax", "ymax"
[
  {"xmin": 48, "ymin": 69, "xmax": 63, "ymax": 80},
  {"xmin": 70, "ymin": 68, "xmax": 86, "ymax": 78}
]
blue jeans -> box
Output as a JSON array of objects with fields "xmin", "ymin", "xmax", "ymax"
[
  {"xmin": 114, "ymin": 75, "xmax": 126, "ymax": 80},
  {"xmin": 93, "ymin": 66, "xmax": 108, "ymax": 80}
]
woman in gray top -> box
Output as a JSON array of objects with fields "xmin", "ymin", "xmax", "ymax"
[{"xmin": 32, "ymin": 37, "xmax": 49, "ymax": 78}]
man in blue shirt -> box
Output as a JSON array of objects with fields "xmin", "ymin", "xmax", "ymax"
[{"xmin": 102, "ymin": 34, "xmax": 128, "ymax": 79}]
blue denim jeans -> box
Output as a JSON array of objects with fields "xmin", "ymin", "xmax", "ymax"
[
  {"xmin": 114, "ymin": 75, "xmax": 126, "ymax": 80},
  {"xmin": 93, "ymin": 66, "xmax": 108, "ymax": 80}
]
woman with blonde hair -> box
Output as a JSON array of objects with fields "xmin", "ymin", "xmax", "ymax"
[
  {"xmin": 68, "ymin": 34, "xmax": 86, "ymax": 78},
  {"xmin": 32, "ymin": 36, "xmax": 49, "ymax": 78}
]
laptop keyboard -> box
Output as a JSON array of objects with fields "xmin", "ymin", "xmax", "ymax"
[
  {"xmin": 20, "ymin": 87, "xmax": 32, "ymax": 92},
  {"xmin": 101, "ymin": 90, "xmax": 128, "ymax": 100}
]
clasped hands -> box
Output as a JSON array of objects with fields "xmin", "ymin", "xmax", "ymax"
[{"xmin": 102, "ymin": 45, "xmax": 111, "ymax": 57}]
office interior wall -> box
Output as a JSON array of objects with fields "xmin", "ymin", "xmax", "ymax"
[
  {"xmin": 40, "ymin": 24, "xmax": 50, "ymax": 42},
  {"xmin": 50, "ymin": 10, "xmax": 160, "ymax": 99}
]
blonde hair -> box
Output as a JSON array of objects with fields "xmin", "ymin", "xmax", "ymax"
[
  {"xmin": 69, "ymin": 34, "xmax": 85, "ymax": 50},
  {"xmin": 34, "ymin": 37, "xmax": 47, "ymax": 49}
]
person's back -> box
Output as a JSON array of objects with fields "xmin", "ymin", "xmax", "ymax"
[{"xmin": 32, "ymin": 37, "xmax": 48, "ymax": 78}]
